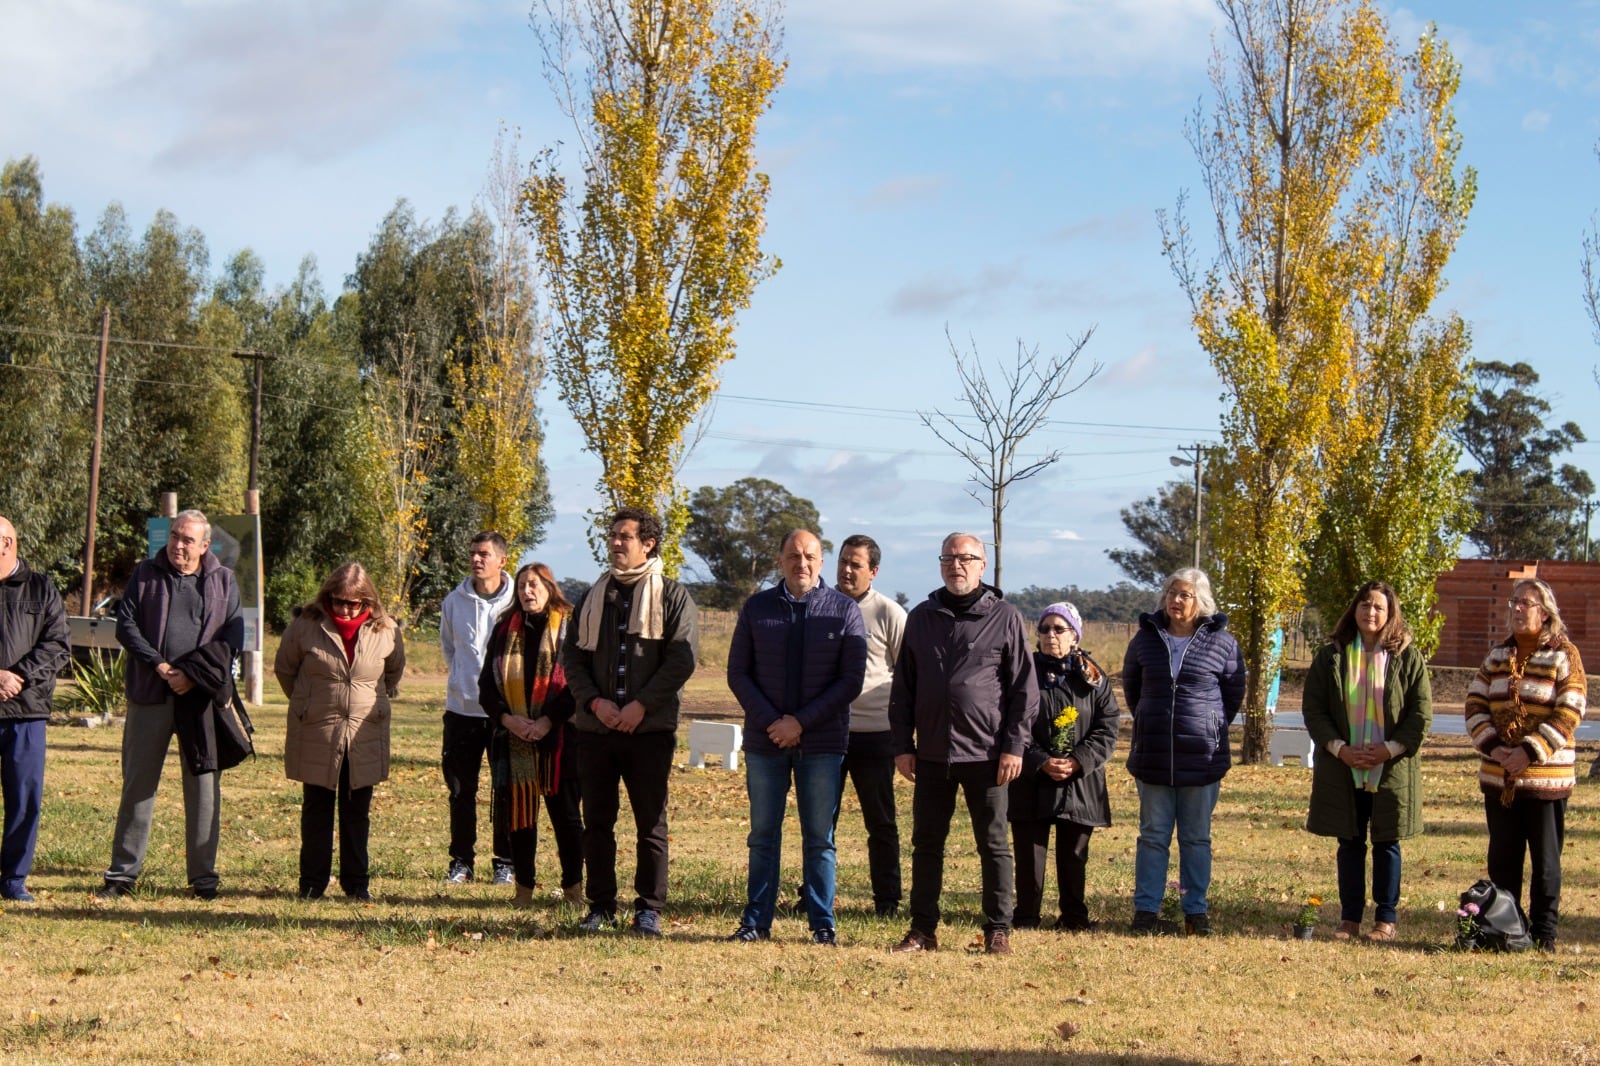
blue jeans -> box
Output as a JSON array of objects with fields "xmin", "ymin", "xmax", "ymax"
[
  {"xmin": 1133, "ymin": 779, "xmax": 1220, "ymax": 915},
  {"xmin": 742, "ymin": 750, "xmax": 844, "ymax": 932},
  {"xmin": 1337, "ymin": 789, "xmax": 1401, "ymax": 924}
]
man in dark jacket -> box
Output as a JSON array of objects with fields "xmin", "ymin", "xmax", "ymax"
[
  {"xmin": 102, "ymin": 509, "xmax": 242, "ymax": 900},
  {"xmin": 562, "ymin": 507, "xmax": 698, "ymax": 937},
  {"xmin": 0, "ymin": 517, "xmax": 70, "ymax": 902},
  {"xmin": 725, "ymin": 530, "xmax": 866, "ymax": 945},
  {"xmin": 888, "ymin": 532, "xmax": 1038, "ymax": 956}
]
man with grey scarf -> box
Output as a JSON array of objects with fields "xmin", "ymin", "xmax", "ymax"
[{"xmin": 561, "ymin": 507, "xmax": 698, "ymax": 937}]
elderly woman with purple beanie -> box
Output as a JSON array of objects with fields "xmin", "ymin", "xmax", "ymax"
[{"xmin": 1007, "ymin": 603, "xmax": 1120, "ymax": 931}]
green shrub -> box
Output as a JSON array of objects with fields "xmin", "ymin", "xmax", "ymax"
[
  {"xmin": 266, "ymin": 562, "xmax": 323, "ymax": 631},
  {"xmin": 56, "ymin": 650, "xmax": 125, "ymax": 719}
]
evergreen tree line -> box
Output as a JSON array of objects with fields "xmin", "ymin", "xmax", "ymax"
[{"xmin": 0, "ymin": 155, "xmax": 551, "ymax": 628}]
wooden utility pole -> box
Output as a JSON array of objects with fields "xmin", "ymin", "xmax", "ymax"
[
  {"xmin": 232, "ymin": 351, "xmax": 273, "ymax": 495},
  {"xmin": 231, "ymin": 350, "xmax": 274, "ymax": 705},
  {"xmin": 79, "ymin": 305, "xmax": 111, "ymax": 614}
]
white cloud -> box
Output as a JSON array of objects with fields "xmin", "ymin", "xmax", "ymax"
[
  {"xmin": 1102, "ymin": 344, "xmax": 1162, "ymax": 385},
  {"xmin": 1051, "ymin": 207, "xmax": 1149, "ymax": 244},
  {"xmin": 1051, "ymin": 529, "xmax": 1084, "ymax": 541},
  {"xmin": 1522, "ymin": 109, "xmax": 1552, "ymax": 132},
  {"xmin": 0, "ymin": 0, "xmax": 484, "ymax": 173},
  {"xmin": 792, "ymin": 0, "xmax": 1219, "ymax": 78},
  {"xmin": 861, "ymin": 174, "xmax": 948, "ymax": 208}
]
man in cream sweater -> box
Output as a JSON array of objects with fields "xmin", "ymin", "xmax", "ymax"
[{"xmin": 834, "ymin": 534, "xmax": 906, "ymax": 917}]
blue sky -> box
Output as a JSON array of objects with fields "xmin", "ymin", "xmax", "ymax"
[{"xmin": 5, "ymin": 0, "xmax": 1600, "ymax": 601}]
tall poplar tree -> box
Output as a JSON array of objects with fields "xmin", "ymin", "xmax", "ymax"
[
  {"xmin": 1161, "ymin": 0, "xmax": 1473, "ymax": 760},
  {"xmin": 450, "ymin": 129, "xmax": 551, "ymax": 558},
  {"xmin": 524, "ymin": 0, "xmax": 786, "ymax": 571},
  {"xmin": 1304, "ymin": 30, "xmax": 1476, "ymax": 655}
]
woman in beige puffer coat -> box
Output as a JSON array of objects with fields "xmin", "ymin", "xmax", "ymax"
[{"xmin": 275, "ymin": 562, "xmax": 405, "ymax": 901}]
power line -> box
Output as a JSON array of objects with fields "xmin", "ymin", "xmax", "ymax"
[{"xmin": 716, "ymin": 392, "xmax": 1222, "ymax": 439}]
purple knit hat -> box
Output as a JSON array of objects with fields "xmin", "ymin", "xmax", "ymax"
[{"xmin": 1037, "ymin": 602, "xmax": 1082, "ymax": 642}]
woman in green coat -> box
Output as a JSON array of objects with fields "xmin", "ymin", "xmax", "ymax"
[{"xmin": 1302, "ymin": 581, "xmax": 1432, "ymax": 942}]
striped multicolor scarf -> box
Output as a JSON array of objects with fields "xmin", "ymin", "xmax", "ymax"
[
  {"xmin": 495, "ymin": 607, "xmax": 567, "ymax": 832},
  {"xmin": 1342, "ymin": 641, "xmax": 1389, "ymax": 792}
]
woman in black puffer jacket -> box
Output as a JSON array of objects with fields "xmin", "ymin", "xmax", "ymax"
[
  {"xmin": 1008, "ymin": 602, "xmax": 1119, "ymax": 931},
  {"xmin": 1121, "ymin": 568, "xmax": 1245, "ymax": 936}
]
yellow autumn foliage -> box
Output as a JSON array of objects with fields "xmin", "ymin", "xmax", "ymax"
[
  {"xmin": 1163, "ymin": 0, "xmax": 1474, "ymax": 761},
  {"xmin": 525, "ymin": 0, "xmax": 785, "ymax": 572}
]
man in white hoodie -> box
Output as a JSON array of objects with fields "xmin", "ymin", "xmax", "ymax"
[{"xmin": 439, "ymin": 531, "xmax": 516, "ymax": 884}]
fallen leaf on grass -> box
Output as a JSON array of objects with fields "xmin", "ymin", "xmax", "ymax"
[
  {"xmin": 1409, "ymin": 1056, "xmax": 1423, "ymax": 1063},
  {"xmin": 1056, "ymin": 1021, "xmax": 1081, "ymax": 1041},
  {"xmin": 1063, "ymin": 996, "xmax": 1094, "ymax": 1006},
  {"xmin": 1373, "ymin": 988, "xmax": 1391, "ymax": 999}
]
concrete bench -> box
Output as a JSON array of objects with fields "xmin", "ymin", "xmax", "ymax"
[
  {"xmin": 1268, "ymin": 727, "xmax": 1316, "ymax": 768},
  {"xmin": 687, "ymin": 720, "xmax": 743, "ymax": 771}
]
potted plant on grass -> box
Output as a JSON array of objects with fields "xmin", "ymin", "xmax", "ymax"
[{"xmin": 1293, "ymin": 895, "xmax": 1322, "ymax": 940}]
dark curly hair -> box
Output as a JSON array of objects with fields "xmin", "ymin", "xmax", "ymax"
[{"xmin": 610, "ymin": 507, "xmax": 663, "ymax": 558}]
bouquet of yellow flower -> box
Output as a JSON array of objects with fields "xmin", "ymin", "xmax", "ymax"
[{"xmin": 1049, "ymin": 705, "xmax": 1078, "ymax": 756}]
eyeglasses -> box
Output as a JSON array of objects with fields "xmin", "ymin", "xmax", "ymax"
[
  {"xmin": 938, "ymin": 554, "xmax": 984, "ymax": 567},
  {"xmin": 1038, "ymin": 625, "xmax": 1071, "ymax": 635},
  {"xmin": 331, "ymin": 597, "xmax": 365, "ymax": 610},
  {"xmin": 1507, "ymin": 598, "xmax": 1543, "ymax": 611},
  {"xmin": 1166, "ymin": 590, "xmax": 1196, "ymax": 603}
]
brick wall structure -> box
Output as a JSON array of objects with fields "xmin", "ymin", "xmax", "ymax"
[{"xmin": 1431, "ymin": 559, "xmax": 1600, "ymax": 668}]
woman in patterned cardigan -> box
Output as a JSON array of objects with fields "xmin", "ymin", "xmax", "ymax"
[{"xmin": 1464, "ymin": 577, "xmax": 1587, "ymax": 951}]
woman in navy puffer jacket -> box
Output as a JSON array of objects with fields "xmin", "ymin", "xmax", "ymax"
[{"xmin": 1121, "ymin": 568, "xmax": 1245, "ymax": 935}]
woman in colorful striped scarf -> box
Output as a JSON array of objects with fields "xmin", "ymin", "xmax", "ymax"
[
  {"xmin": 478, "ymin": 563, "xmax": 583, "ymax": 908},
  {"xmin": 1464, "ymin": 577, "xmax": 1586, "ymax": 952},
  {"xmin": 1302, "ymin": 581, "xmax": 1432, "ymax": 942}
]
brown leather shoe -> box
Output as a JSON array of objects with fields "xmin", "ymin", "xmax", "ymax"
[
  {"xmin": 984, "ymin": 929, "xmax": 1013, "ymax": 955},
  {"xmin": 1363, "ymin": 921, "xmax": 1396, "ymax": 942},
  {"xmin": 890, "ymin": 928, "xmax": 938, "ymax": 953},
  {"xmin": 1332, "ymin": 920, "xmax": 1361, "ymax": 941}
]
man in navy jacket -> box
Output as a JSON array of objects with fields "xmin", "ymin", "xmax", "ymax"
[{"xmin": 726, "ymin": 529, "xmax": 866, "ymax": 945}]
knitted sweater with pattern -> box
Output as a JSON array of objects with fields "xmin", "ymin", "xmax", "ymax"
[{"xmin": 1465, "ymin": 635, "xmax": 1587, "ymax": 801}]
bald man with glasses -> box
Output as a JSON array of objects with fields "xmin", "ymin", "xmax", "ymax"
[{"xmin": 888, "ymin": 532, "xmax": 1037, "ymax": 956}]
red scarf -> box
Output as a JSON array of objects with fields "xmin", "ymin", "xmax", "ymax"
[{"xmin": 331, "ymin": 610, "xmax": 370, "ymax": 663}]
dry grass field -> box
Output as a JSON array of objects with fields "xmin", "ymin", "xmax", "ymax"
[{"xmin": 6, "ymin": 622, "xmax": 1600, "ymax": 1064}]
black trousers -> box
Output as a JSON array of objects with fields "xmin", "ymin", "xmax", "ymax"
[
  {"xmin": 504, "ymin": 725, "xmax": 585, "ymax": 891},
  {"xmin": 442, "ymin": 713, "xmax": 511, "ymax": 868},
  {"xmin": 1011, "ymin": 818, "xmax": 1094, "ymax": 927},
  {"xmin": 577, "ymin": 730, "xmax": 675, "ymax": 913},
  {"xmin": 300, "ymin": 757, "xmax": 372, "ymax": 897},
  {"xmin": 1485, "ymin": 792, "xmax": 1566, "ymax": 943},
  {"xmin": 908, "ymin": 758, "xmax": 1014, "ymax": 935},
  {"xmin": 836, "ymin": 730, "xmax": 902, "ymax": 911}
]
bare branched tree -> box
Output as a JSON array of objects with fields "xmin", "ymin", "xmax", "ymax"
[
  {"xmin": 1584, "ymin": 168, "xmax": 1600, "ymax": 348},
  {"xmin": 919, "ymin": 328, "xmax": 1099, "ymax": 589}
]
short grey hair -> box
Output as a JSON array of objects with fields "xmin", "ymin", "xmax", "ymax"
[
  {"xmin": 941, "ymin": 532, "xmax": 986, "ymax": 557},
  {"xmin": 173, "ymin": 508, "xmax": 212, "ymax": 543},
  {"xmin": 1160, "ymin": 567, "xmax": 1217, "ymax": 617}
]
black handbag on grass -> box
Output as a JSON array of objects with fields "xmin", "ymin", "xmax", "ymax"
[{"xmin": 1453, "ymin": 879, "xmax": 1532, "ymax": 952}]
